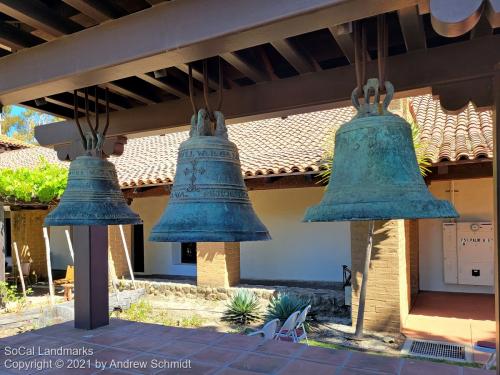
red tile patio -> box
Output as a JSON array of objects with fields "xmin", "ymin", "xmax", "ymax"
[
  {"xmin": 402, "ymin": 292, "xmax": 495, "ymax": 363},
  {"xmin": 0, "ymin": 319, "xmax": 493, "ymax": 374}
]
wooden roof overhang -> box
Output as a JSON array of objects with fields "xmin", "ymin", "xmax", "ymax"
[{"xmin": 0, "ymin": 0, "xmax": 496, "ymax": 157}]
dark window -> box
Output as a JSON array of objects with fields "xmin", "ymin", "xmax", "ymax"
[
  {"xmin": 5, "ymin": 218, "xmax": 11, "ymax": 257},
  {"xmin": 181, "ymin": 242, "xmax": 197, "ymax": 264},
  {"xmin": 132, "ymin": 224, "xmax": 144, "ymax": 272}
]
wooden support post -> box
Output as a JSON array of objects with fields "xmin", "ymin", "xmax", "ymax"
[
  {"xmin": 0, "ymin": 206, "xmax": 5, "ymax": 282},
  {"xmin": 119, "ymin": 225, "xmax": 135, "ymax": 288},
  {"xmin": 42, "ymin": 227, "xmax": 55, "ymax": 305},
  {"xmin": 73, "ymin": 225, "xmax": 109, "ymax": 330},
  {"xmin": 493, "ymin": 64, "xmax": 500, "ymax": 375},
  {"xmin": 12, "ymin": 242, "xmax": 26, "ymax": 298}
]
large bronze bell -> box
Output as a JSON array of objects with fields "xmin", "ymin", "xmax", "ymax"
[
  {"xmin": 304, "ymin": 79, "xmax": 458, "ymax": 222},
  {"xmin": 150, "ymin": 109, "xmax": 270, "ymax": 242},
  {"xmin": 44, "ymin": 155, "xmax": 142, "ymax": 226}
]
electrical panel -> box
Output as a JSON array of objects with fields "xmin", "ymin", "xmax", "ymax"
[{"xmin": 442, "ymin": 222, "xmax": 493, "ymax": 286}]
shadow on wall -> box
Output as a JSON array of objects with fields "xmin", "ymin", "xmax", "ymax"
[{"xmin": 350, "ymin": 220, "xmax": 392, "ymax": 296}]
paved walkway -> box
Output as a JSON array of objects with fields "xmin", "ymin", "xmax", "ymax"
[
  {"xmin": 402, "ymin": 292, "xmax": 495, "ymax": 363},
  {"xmin": 0, "ymin": 319, "xmax": 493, "ymax": 374}
]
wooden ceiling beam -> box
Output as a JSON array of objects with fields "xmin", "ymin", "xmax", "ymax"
[
  {"xmin": 135, "ymin": 73, "xmax": 187, "ymax": 98},
  {"xmin": 0, "ymin": 0, "xmax": 83, "ymax": 37},
  {"xmin": 0, "ymin": 0, "xmax": 420, "ymax": 104},
  {"xmin": 397, "ymin": 5, "xmax": 426, "ymax": 51},
  {"xmin": 103, "ymin": 83, "xmax": 157, "ymax": 105},
  {"xmin": 0, "ymin": 22, "xmax": 45, "ymax": 49},
  {"xmin": 44, "ymin": 96, "xmax": 87, "ymax": 114},
  {"xmin": 35, "ymin": 35, "xmax": 500, "ymax": 147},
  {"xmin": 175, "ymin": 64, "xmax": 219, "ymax": 90},
  {"xmin": 220, "ymin": 52, "xmax": 269, "ymax": 83},
  {"xmin": 329, "ymin": 23, "xmax": 356, "ymax": 64},
  {"xmin": 62, "ymin": 0, "xmax": 120, "ymax": 23},
  {"xmin": 329, "ymin": 23, "xmax": 371, "ymax": 64},
  {"xmin": 271, "ymin": 39, "xmax": 315, "ymax": 74},
  {"xmin": 74, "ymin": 89, "xmax": 126, "ymax": 111}
]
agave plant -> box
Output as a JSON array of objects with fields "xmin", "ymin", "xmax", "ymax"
[
  {"xmin": 265, "ymin": 293, "xmax": 310, "ymax": 325},
  {"xmin": 222, "ymin": 290, "xmax": 261, "ymax": 325}
]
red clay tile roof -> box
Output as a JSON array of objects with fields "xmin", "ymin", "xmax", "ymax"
[
  {"xmin": 0, "ymin": 135, "xmax": 32, "ymax": 149},
  {"xmin": 410, "ymin": 95, "xmax": 493, "ymax": 163},
  {"xmin": 0, "ymin": 95, "xmax": 492, "ymax": 188}
]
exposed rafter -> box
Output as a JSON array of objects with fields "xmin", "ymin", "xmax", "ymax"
[
  {"xmin": 271, "ymin": 39, "xmax": 315, "ymax": 74},
  {"xmin": 398, "ymin": 5, "xmax": 426, "ymax": 51},
  {"xmin": 329, "ymin": 23, "xmax": 356, "ymax": 63},
  {"xmin": 0, "ymin": 0, "xmax": 419, "ymax": 104},
  {"xmin": 221, "ymin": 52, "xmax": 269, "ymax": 83},
  {"xmin": 103, "ymin": 83, "xmax": 157, "ymax": 105},
  {"xmin": 0, "ymin": 0, "xmax": 83, "ymax": 37},
  {"xmin": 135, "ymin": 73, "xmax": 187, "ymax": 98},
  {"xmin": 62, "ymin": 0, "xmax": 122, "ymax": 23},
  {"xmin": 35, "ymin": 36, "xmax": 500, "ymax": 147},
  {"xmin": 73, "ymin": 89, "xmax": 127, "ymax": 111},
  {"xmin": 0, "ymin": 22, "xmax": 45, "ymax": 49},
  {"xmin": 175, "ymin": 64, "xmax": 218, "ymax": 90}
]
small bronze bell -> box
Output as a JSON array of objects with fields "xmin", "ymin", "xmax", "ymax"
[
  {"xmin": 304, "ymin": 79, "xmax": 458, "ymax": 222},
  {"xmin": 45, "ymin": 155, "xmax": 141, "ymax": 226},
  {"xmin": 150, "ymin": 109, "xmax": 270, "ymax": 242},
  {"xmin": 45, "ymin": 87, "xmax": 141, "ymax": 226}
]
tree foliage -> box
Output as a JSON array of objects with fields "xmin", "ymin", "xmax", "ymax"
[
  {"xmin": 0, "ymin": 106, "xmax": 62, "ymax": 145},
  {"xmin": 0, "ymin": 158, "xmax": 68, "ymax": 204}
]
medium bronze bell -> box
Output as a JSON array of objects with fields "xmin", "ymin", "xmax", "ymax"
[
  {"xmin": 44, "ymin": 155, "xmax": 142, "ymax": 226},
  {"xmin": 150, "ymin": 109, "xmax": 270, "ymax": 242},
  {"xmin": 304, "ymin": 79, "xmax": 458, "ymax": 222}
]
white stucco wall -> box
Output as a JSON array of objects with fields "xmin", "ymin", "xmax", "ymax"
[
  {"xmin": 242, "ymin": 187, "xmax": 351, "ymax": 282},
  {"xmin": 131, "ymin": 195, "xmax": 196, "ymax": 277},
  {"xmin": 49, "ymin": 226, "xmax": 73, "ymax": 270},
  {"xmin": 419, "ymin": 178, "xmax": 494, "ymax": 294},
  {"xmin": 131, "ymin": 186, "xmax": 351, "ymax": 282}
]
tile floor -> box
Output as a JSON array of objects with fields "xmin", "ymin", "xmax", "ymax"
[
  {"xmin": 0, "ymin": 319, "xmax": 493, "ymax": 374},
  {"xmin": 402, "ymin": 292, "xmax": 495, "ymax": 363}
]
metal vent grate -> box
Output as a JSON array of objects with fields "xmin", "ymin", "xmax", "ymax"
[{"xmin": 402, "ymin": 339, "xmax": 469, "ymax": 362}]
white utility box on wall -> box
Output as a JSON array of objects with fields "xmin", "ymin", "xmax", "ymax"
[{"xmin": 442, "ymin": 222, "xmax": 493, "ymax": 286}]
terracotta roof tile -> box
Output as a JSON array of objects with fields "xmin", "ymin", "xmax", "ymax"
[
  {"xmin": 0, "ymin": 96, "xmax": 492, "ymax": 188},
  {"xmin": 0, "ymin": 135, "xmax": 32, "ymax": 149},
  {"xmin": 410, "ymin": 95, "xmax": 493, "ymax": 162}
]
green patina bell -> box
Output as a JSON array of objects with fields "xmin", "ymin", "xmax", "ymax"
[
  {"xmin": 44, "ymin": 155, "xmax": 142, "ymax": 226},
  {"xmin": 304, "ymin": 79, "xmax": 458, "ymax": 222},
  {"xmin": 150, "ymin": 109, "xmax": 270, "ymax": 242}
]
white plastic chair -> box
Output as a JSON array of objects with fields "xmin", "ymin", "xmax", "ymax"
[
  {"xmin": 294, "ymin": 305, "xmax": 311, "ymax": 344},
  {"xmin": 274, "ymin": 311, "xmax": 300, "ymax": 342},
  {"xmin": 474, "ymin": 341, "xmax": 496, "ymax": 370},
  {"xmin": 247, "ymin": 319, "xmax": 280, "ymax": 340}
]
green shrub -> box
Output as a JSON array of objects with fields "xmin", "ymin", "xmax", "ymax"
[
  {"xmin": 222, "ymin": 290, "xmax": 261, "ymax": 325},
  {"xmin": 0, "ymin": 282, "xmax": 33, "ymax": 312},
  {"xmin": 265, "ymin": 293, "xmax": 310, "ymax": 325},
  {"xmin": 0, "ymin": 157, "xmax": 67, "ymax": 204}
]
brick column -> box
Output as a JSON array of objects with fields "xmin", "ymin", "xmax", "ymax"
[
  {"xmin": 350, "ymin": 220, "xmax": 409, "ymax": 334},
  {"xmin": 11, "ymin": 209, "xmax": 49, "ymax": 280},
  {"xmin": 196, "ymin": 242, "xmax": 240, "ymax": 288}
]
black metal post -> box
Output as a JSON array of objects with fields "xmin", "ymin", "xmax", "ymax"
[{"xmin": 73, "ymin": 225, "xmax": 109, "ymax": 330}]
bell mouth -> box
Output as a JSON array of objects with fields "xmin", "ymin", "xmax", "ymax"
[
  {"xmin": 303, "ymin": 199, "xmax": 458, "ymax": 222},
  {"xmin": 149, "ymin": 230, "xmax": 271, "ymax": 243}
]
